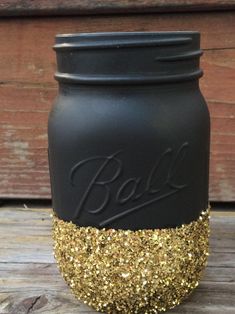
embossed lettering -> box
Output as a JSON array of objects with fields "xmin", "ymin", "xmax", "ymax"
[
  {"xmin": 116, "ymin": 178, "xmax": 141, "ymax": 204},
  {"xmin": 69, "ymin": 143, "xmax": 189, "ymax": 225},
  {"xmin": 146, "ymin": 148, "xmax": 172, "ymax": 194},
  {"xmin": 70, "ymin": 150, "xmax": 122, "ymax": 218},
  {"xmin": 167, "ymin": 142, "xmax": 188, "ymax": 189}
]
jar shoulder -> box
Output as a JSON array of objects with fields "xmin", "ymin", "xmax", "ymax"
[{"xmin": 48, "ymin": 85, "xmax": 210, "ymax": 141}]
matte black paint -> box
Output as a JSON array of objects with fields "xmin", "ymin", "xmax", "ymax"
[{"xmin": 48, "ymin": 32, "xmax": 210, "ymax": 230}]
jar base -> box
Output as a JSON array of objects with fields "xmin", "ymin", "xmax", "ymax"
[{"xmin": 52, "ymin": 207, "xmax": 210, "ymax": 313}]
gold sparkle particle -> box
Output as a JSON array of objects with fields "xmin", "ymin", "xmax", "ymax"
[{"xmin": 52, "ymin": 207, "xmax": 210, "ymax": 313}]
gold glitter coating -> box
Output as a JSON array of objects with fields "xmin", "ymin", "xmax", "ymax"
[{"xmin": 52, "ymin": 207, "xmax": 210, "ymax": 313}]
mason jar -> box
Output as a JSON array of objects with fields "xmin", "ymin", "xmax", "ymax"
[{"xmin": 48, "ymin": 32, "xmax": 210, "ymax": 313}]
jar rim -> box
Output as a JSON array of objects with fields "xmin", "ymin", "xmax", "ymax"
[
  {"xmin": 54, "ymin": 31, "xmax": 202, "ymax": 85},
  {"xmin": 55, "ymin": 31, "xmax": 200, "ymax": 47},
  {"xmin": 56, "ymin": 31, "xmax": 199, "ymax": 38}
]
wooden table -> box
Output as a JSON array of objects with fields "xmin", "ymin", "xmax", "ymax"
[
  {"xmin": 0, "ymin": 206, "xmax": 234, "ymax": 313},
  {"xmin": 0, "ymin": 1, "xmax": 235, "ymax": 202}
]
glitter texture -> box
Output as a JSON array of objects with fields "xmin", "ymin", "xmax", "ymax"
[{"xmin": 52, "ymin": 207, "xmax": 210, "ymax": 313}]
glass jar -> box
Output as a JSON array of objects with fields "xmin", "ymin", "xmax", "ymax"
[
  {"xmin": 48, "ymin": 32, "xmax": 210, "ymax": 313},
  {"xmin": 49, "ymin": 32, "xmax": 210, "ymax": 230}
]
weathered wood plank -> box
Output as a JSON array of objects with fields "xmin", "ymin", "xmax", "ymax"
[
  {"xmin": 0, "ymin": 207, "xmax": 234, "ymax": 313},
  {"xmin": 0, "ymin": 0, "xmax": 235, "ymax": 17},
  {"xmin": 0, "ymin": 263, "xmax": 234, "ymax": 291},
  {"xmin": 1, "ymin": 278, "xmax": 235, "ymax": 313},
  {"xmin": 0, "ymin": 291, "xmax": 92, "ymax": 314},
  {"xmin": 1, "ymin": 84, "xmax": 234, "ymax": 201},
  {"xmin": 0, "ymin": 13, "xmax": 234, "ymax": 200},
  {"xmin": 0, "ymin": 13, "xmax": 234, "ymax": 86}
]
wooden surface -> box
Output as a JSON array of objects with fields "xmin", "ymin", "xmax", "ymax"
[
  {"xmin": 1, "ymin": 0, "xmax": 235, "ymax": 16},
  {"xmin": 0, "ymin": 11, "xmax": 235, "ymax": 201},
  {"xmin": 0, "ymin": 206, "xmax": 235, "ymax": 313}
]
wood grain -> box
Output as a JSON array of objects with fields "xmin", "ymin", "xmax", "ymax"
[
  {"xmin": 0, "ymin": 206, "xmax": 234, "ymax": 313},
  {"xmin": 0, "ymin": 12, "xmax": 234, "ymax": 200},
  {"xmin": 1, "ymin": 0, "xmax": 235, "ymax": 17},
  {"xmin": 0, "ymin": 13, "xmax": 234, "ymax": 83}
]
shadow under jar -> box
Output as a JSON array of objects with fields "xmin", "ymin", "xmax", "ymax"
[{"xmin": 48, "ymin": 32, "xmax": 210, "ymax": 313}]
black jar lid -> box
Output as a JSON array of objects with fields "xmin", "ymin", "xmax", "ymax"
[{"xmin": 54, "ymin": 31, "xmax": 203, "ymax": 85}]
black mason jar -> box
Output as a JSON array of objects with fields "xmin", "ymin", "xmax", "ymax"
[{"xmin": 48, "ymin": 32, "xmax": 210, "ymax": 313}]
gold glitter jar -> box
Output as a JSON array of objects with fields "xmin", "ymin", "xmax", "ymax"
[{"xmin": 49, "ymin": 32, "xmax": 210, "ymax": 313}]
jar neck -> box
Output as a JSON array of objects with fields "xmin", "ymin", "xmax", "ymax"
[
  {"xmin": 58, "ymin": 80, "xmax": 200, "ymax": 95},
  {"xmin": 54, "ymin": 32, "xmax": 203, "ymax": 86}
]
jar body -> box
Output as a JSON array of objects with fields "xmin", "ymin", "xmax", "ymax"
[
  {"xmin": 49, "ymin": 32, "xmax": 210, "ymax": 313},
  {"xmin": 48, "ymin": 81, "xmax": 210, "ymax": 230}
]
